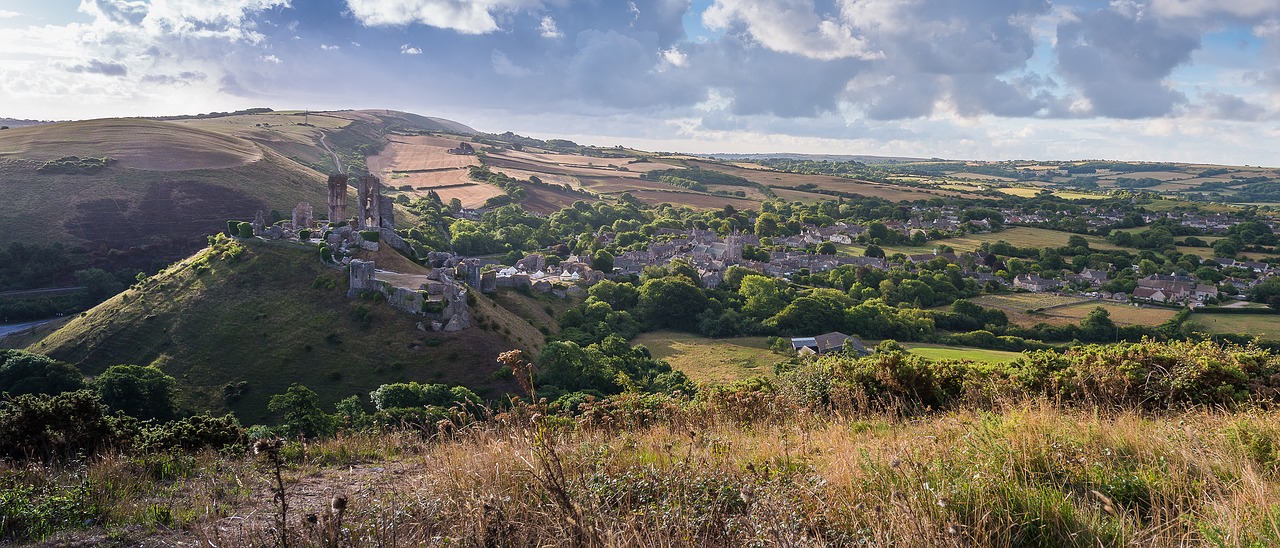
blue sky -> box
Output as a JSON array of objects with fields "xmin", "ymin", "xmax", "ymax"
[{"xmin": 1, "ymin": 0, "xmax": 1278, "ymax": 165}]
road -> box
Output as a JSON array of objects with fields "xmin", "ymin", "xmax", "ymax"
[
  {"xmin": 0, "ymin": 318, "xmax": 61, "ymax": 339},
  {"xmin": 319, "ymin": 132, "xmax": 344, "ymax": 174}
]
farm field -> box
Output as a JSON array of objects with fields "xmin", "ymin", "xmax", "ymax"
[
  {"xmin": 1097, "ymin": 171, "xmax": 1190, "ymax": 182},
  {"xmin": 951, "ymin": 172, "xmax": 1016, "ymax": 182},
  {"xmin": 490, "ymin": 167, "xmax": 581, "ymax": 189},
  {"xmin": 484, "ymin": 154, "xmax": 637, "ymax": 179},
  {"xmin": 1044, "ymin": 302, "xmax": 1180, "ymax": 326},
  {"xmin": 772, "ymin": 187, "xmax": 833, "ymax": 203},
  {"xmin": 633, "ymin": 331, "xmax": 784, "ymax": 384},
  {"xmin": 1186, "ymin": 313, "xmax": 1280, "ymax": 339},
  {"xmin": 624, "ymin": 189, "xmax": 762, "ymax": 210},
  {"xmin": 579, "ymin": 176, "xmax": 682, "ymax": 194},
  {"xmin": 903, "ymin": 343, "xmax": 1024, "ymax": 363},
  {"xmin": 378, "ymin": 168, "xmax": 504, "ymax": 208},
  {"xmin": 876, "ymin": 227, "xmax": 1125, "ymax": 256},
  {"xmin": 681, "ymin": 159, "xmax": 952, "ymax": 202},
  {"xmin": 971, "ymin": 293, "xmax": 1091, "ymax": 312},
  {"xmin": 496, "ymin": 149, "xmax": 639, "ymax": 169},
  {"xmin": 519, "ymin": 184, "xmax": 587, "ymax": 214},
  {"xmin": 370, "ymin": 135, "xmax": 478, "ymax": 172}
]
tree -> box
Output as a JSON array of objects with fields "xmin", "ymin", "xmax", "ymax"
[
  {"xmin": 587, "ymin": 279, "xmax": 639, "ymax": 310},
  {"xmin": 0, "ymin": 350, "xmax": 85, "ymax": 397},
  {"xmin": 637, "ymin": 276, "xmax": 709, "ymax": 331},
  {"xmin": 739, "ymin": 275, "xmax": 788, "ymax": 320},
  {"xmin": 864, "ymin": 244, "xmax": 885, "ymax": 258},
  {"xmin": 268, "ymin": 383, "xmax": 332, "ymax": 437},
  {"xmin": 92, "ymin": 364, "xmax": 177, "ymax": 421},
  {"xmin": 817, "ymin": 241, "xmax": 837, "ymax": 255},
  {"xmin": 591, "ymin": 249, "xmax": 615, "ymax": 273},
  {"xmin": 755, "ymin": 213, "xmax": 781, "ymax": 237},
  {"xmin": 1079, "ymin": 307, "xmax": 1117, "ymax": 342},
  {"xmin": 1212, "ymin": 238, "xmax": 1240, "ymax": 259}
]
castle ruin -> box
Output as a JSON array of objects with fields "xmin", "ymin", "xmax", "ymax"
[
  {"xmin": 356, "ymin": 175, "xmax": 381, "ymax": 229},
  {"xmin": 292, "ymin": 202, "xmax": 314, "ymax": 230},
  {"xmin": 326, "ymin": 174, "xmax": 348, "ymax": 223}
]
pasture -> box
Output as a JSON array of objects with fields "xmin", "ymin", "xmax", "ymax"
[
  {"xmin": 903, "ymin": 343, "xmax": 1024, "ymax": 363},
  {"xmin": 1044, "ymin": 302, "xmax": 1180, "ymax": 326},
  {"xmin": 681, "ymin": 159, "xmax": 952, "ymax": 202},
  {"xmin": 633, "ymin": 331, "xmax": 785, "ymax": 384},
  {"xmin": 1186, "ymin": 313, "xmax": 1280, "ymax": 339}
]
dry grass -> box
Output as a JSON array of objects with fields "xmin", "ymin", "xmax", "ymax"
[
  {"xmin": 20, "ymin": 400, "xmax": 1280, "ymax": 546},
  {"xmin": 0, "ymin": 118, "xmax": 263, "ymax": 171}
]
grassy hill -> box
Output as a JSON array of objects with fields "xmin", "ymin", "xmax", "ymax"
[
  {"xmin": 28, "ymin": 237, "xmax": 530, "ymax": 423},
  {"xmin": 0, "ymin": 110, "xmax": 473, "ymax": 270}
]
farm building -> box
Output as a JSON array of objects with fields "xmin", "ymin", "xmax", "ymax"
[{"xmin": 791, "ymin": 332, "xmax": 871, "ymax": 356}]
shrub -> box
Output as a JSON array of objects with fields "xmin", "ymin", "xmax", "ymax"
[
  {"xmin": 298, "ymin": 229, "xmax": 312, "ymax": 240},
  {"xmin": 227, "ymin": 220, "xmax": 239, "ymax": 235},
  {"xmin": 140, "ymin": 414, "xmax": 245, "ymax": 452},
  {"xmin": 360, "ymin": 230, "xmax": 381, "ymax": 242},
  {"xmin": 236, "ymin": 222, "xmax": 254, "ymax": 238},
  {"xmin": 0, "ymin": 390, "xmax": 117, "ymax": 461}
]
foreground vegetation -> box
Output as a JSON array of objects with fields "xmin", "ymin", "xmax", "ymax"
[{"xmin": 6, "ymin": 339, "xmax": 1280, "ymax": 546}]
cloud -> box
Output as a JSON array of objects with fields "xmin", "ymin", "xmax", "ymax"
[
  {"xmin": 1197, "ymin": 91, "xmax": 1268, "ymax": 121},
  {"xmin": 262, "ymin": 54, "xmax": 282, "ymax": 63},
  {"xmin": 320, "ymin": 44, "xmax": 339, "ymax": 50},
  {"xmin": 538, "ymin": 15, "xmax": 562, "ymax": 38},
  {"xmin": 400, "ymin": 43, "xmax": 422, "ymax": 55},
  {"xmin": 0, "ymin": 10, "xmax": 21, "ymax": 18},
  {"xmin": 491, "ymin": 50, "xmax": 533, "ymax": 77},
  {"xmin": 1148, "ymin": 0, "xmax": 1280, "ymax": 20},
  {"xmin": 62, "ymin": 59, "xmax": 129, "ymax": 76},
  {"xmin": 343, "ymin": 0, "xmax": 541, "ymax": 34},
  {"xmin": 1054, "ymin": 6, "xmax": 1198, "ymax": 118},
  {"xmin": 703, "ymin": 0, "xmax": 880, "ymax": 61},
  {"xmin": 141, "ymin": 71, "xmax": 207, "ymax": 85},
  {"xmin": 660, "ymin": 47, "xmax": 687, "ymax": 67}
]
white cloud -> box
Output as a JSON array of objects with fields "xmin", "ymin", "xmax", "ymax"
[
  {"xmin": 343, "ymin": 0, "xmax": 541, "ymax": 34},
  {"xmin": 262, "ymin": 54, "xmax": 281, "ymax": 63},
  {"xmin": 703, "ymin": 0, "xmax": 881, "ymax": 61},
  {"xmin": 491, "ymin": 50, "xmax": 532, "ymax": 77},
  {"xmin": 0, "ymin": 10, "xmax": 21, "ymax": 18},
  {"xmin": 321, "ymin": 43, "xmax": 339, "ymax": 50},
  {"xmin": 1148, "ymin": 0, "xmax": 1280, "ymax": 20},
  {"xmin": 400, "ymin": 43, "xmax": 422, "ymax": 55},
  {"xmin": 538, "ymin": 15, "xmax": 561, "ymax": 38},
  {"xmin": 660, "ymin": 47, "xmax": 687, "ymax": 67}
]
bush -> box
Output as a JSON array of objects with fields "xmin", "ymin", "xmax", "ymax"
[
  {"xmin": 140, "ymin": 414, "xmax": 245, "ymax": 452},
  {"xmin": 227, "ymin": 220, "xmax": 239, "ymax": 235},
  {"xmin": 298, "ymin": 229, "xmax": 312, "ymax": 240},
  {"xmin": 236, "ymin": 222, "xmax": 254, "ymax": 238},
  {"xmin": 319, "ymin": 246, "xmax": 333, "ymax": 263},
  {"xmin": 360, "ymin": 230, "xmax": 381, "ymax": 242},
  {"xmin": 0, "ymin": 390, "xmax": 118, "ymax": 461}
]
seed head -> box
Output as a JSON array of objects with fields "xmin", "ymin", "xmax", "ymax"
[{"xmin": 331, "ymin": 495, "xmax": 348, "ymax": 512}]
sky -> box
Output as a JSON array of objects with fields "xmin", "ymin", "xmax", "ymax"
[{"xmin": 1, "ymin": 0, "xmax": 1279, "ymax": 165}]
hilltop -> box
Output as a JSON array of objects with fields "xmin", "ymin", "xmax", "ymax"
[{"xmin": 27, "ymin": 236, "xmax": 544, "ymax": 423}]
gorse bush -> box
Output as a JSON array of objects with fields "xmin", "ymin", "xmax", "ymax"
[{"xmin": 801, "ymin": 338, "xmax": 1280, "ymax": 414}]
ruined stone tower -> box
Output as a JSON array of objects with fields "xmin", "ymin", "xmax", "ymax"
[
  {"xmin": 326, "ymin": 174, "xmax": 348, "ymax": 224},
  {"xmin": 356, "ymin": 175, "xmax": 382, "ymax": 229},
  {"xmin": 292, "ymin": 202, "xmax": 314, "ymax": 229}
]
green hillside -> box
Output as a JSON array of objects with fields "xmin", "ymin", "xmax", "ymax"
[{"xmin": 28, "ymin": 237, "xmax": 528, "ymax": 423}]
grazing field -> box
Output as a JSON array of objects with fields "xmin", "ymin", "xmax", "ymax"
[
  {"xmin": 1045, "ymin": 302, "xmax": 1180, "ymax": 326},
  {"xmin": 972, "ymin": 293, "xmax": 1091, "ymax": 312},
  {"xmin": 484, "ymin": 154, "xmax": 636, "ymax": 179},
  {"xmin": 497, "ymin": 149, "xmax": 639, "ymax": 169},
  {"xmin": 952, "ymin": 172, "xmax": 1016, "ymax": 181},
  {"xmin": 880, "ymin": 227, "xmax": 1124, "ymax": 256},
  {"xmin": 995, "ymin": 187, "xmax": 1040, "ymax": 197},
  {"xmin": 579, "ymin": 176, "xmax": 681, "ymax": 194},
  {"xmin": 903, "ymin": 343, "xmax": 1023, "ymax": 363},
  {"xmin": 1097, "ymin": 171, "xmax": 1189, "ymax": 181},
  {"xmin": 771, "ymin": 188, "xmax": 832, "ymax": 203},
  {"xmin": 633, "ymin": 331, "xmax": 784, "ymax": 384},
  {"xmin": 1186, "ymin": 313, "xmax": 1280, "ymax": 339}
]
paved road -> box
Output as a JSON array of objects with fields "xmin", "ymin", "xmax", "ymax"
[{"xmin": 0, "ymin": 318, "xmax": 61, "ymax": 339}]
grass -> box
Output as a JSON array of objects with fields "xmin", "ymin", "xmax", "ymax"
[
  {"xmin": 1186, "ymin": 313, "xmax": 1280, "ymax": 339},
  {"xmin": 1047, "ymin": 302, "xmax": 1180, "ymax": 326},
  {"xmin": 971, "ymin": 293, "xmax": 1090, "ymax": 311},
  {"xmin": 29, "ymin": 240, "xmax": 526, "ymax": 423},
  {"xmin": 903, "ymin": 343, "xmax": 1023, "ymax": 363},
  {"xmin": 871, "ymin": 227, "xmax": 1125, "ymax": 257},
  {"xmin": 632, "ymin": 330, "xmax": 785, "ymax": 384},
  {"xmin": 15, "ymin": 402, "xmax": 1280, "ymax": 546}
]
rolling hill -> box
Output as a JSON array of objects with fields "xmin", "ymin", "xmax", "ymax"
[
  {"xmin": 27, "ymin": 237, "xmax": 541, "ymax": 423},
  {"xmin": 0, "ymin": 109, "xmax": 474, "ymax": 271}
]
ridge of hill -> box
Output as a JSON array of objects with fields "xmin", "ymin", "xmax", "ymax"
[{"xmin": 28, "ymin": 237, "xmax": 535, "ymax": 423}]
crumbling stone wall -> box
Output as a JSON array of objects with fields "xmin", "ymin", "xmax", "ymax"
[
  {"xmin": 327, "ymin": 174, "xmax": 348, "ymax": 223},
  {"xmin": 292, "ymin": 202, "xmax": 314, "ymax": 229},
  {"xmin": 356, "ymin": 175, "xmax": 382, "ymax": 229}
]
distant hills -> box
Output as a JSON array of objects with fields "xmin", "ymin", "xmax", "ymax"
[{"xmin": 699, "ymin": 152, "xmax": 936, "ymax": 164}]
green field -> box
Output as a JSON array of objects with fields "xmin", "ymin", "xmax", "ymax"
[
  {"xmin": 903, "ymin": 343, "xmax": 1023, "ymax": 363},
  {"xmin": 633, "ymin": 331, "xmax": 785, "ymax": 384},
  {"xmin": 1186, "ymin": 313, "xmax": 1280, "ymax": 339},
  {"xmin": 1046, "ymin": 302, "xmax": 1180, "ymax": 326},
  {"xmin": 971, "ymin": 293, "xmax": 1090, "ymax": 312},
  {"xmin": 864, "ymin": 227, "xmax": 1124, "ymax": 256}
]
